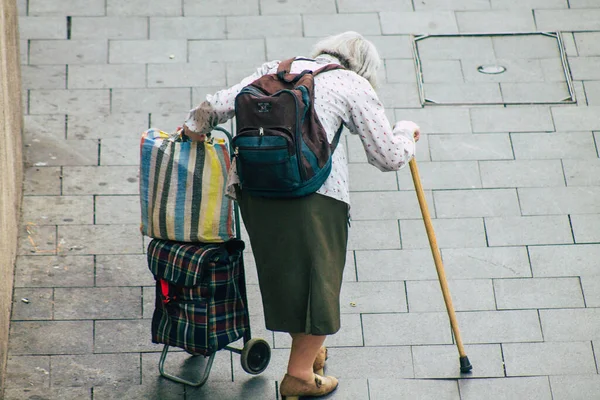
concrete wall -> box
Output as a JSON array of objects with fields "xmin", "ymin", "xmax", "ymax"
[{"xmin": 0, "ymin": 0, "xmax": 22, "ymax": 392}]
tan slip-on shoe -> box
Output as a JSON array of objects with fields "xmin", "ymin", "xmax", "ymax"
[{"xmin": 280, "ymin": 373, "xmax": 338, "ymax": 400}]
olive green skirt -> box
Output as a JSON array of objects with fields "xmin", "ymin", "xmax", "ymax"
[{"xmin": 237, "ymin": 190, "xmax": 349, "ymax": 335}]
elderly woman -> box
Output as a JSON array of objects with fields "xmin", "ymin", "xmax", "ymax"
[{"xmin": 184, "ymin": 31, "xmax": 419, "ymax": 399}]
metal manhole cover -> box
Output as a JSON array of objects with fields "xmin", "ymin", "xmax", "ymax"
[{"xmin": 412, "ymin": 32, "xmax": 576, "ymax": 106}]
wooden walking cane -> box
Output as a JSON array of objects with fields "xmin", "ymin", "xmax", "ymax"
[{"xmin": 409, "ymin": 157, "xmax": 473, "ymax": 373}]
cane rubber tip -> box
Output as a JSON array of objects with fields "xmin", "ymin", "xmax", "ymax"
[{"xmin": 460, "ymin": 356, "xmax": 473, "ymax": 373}]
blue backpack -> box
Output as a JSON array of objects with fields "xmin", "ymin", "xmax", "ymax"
[{"xmin": 232, "ymin": 58, "xmax": 344, "ymax": 198}]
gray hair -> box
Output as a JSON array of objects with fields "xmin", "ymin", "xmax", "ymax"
[{"xmin": 310, "ymin": 31, "xmax": 381, "ymax": 88}]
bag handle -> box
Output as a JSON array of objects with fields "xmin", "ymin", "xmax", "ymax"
[{"xmin": 276, "ymin": 58, "xmax": 345, "ymax": 83}]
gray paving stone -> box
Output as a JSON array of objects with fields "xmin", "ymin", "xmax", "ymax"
[
  {"xmin": 492, "ymin": 35, "xmax": 561, "ymax": 59},
  {"xmin": 259, "ymin": 0, "xmax": 335, "ymax": 14},
  {"xmin": 504, "ymin": 341, "xmax": 596, "ymax": 376},
  {"xmin": 417, "ymin": 35, "xmax": 495, "ymax": 61},
  {"xmin": 351, "ymin": 191, "xmax": 435, "ymax": 220},
  {"xmin": 22, "ymin": 196, "xmax": 93, "ymax": 225},
  {"xmin": 490, "ymin": 0, "xmax": 567, "ymax": 8},
  {"xmin": 535, "ymin": 9, "xmax": 600, "ymax": 31},
  {"xmin": 340, "ymin": 281, "xmax": 407, "ymax": 314},
  {"xmin": 95, "ymin": 319, "xmax": 160, "ymax": 353},
  {"xmin": 187, "ymin": 380, "xmax": 277, "ymax": 400},
  {"xmin": 23, "ymin": 166, "xmax": 62, "ymax": 195},
  {"xmin": 51, "ymin": 353, "xmax": 140, "ymax": 387},
  {"xmin": 112, "ymin": 88, "xmax": 191, "ymax": 113},
  {"xmin": 54, "ymin": 287, "xmax": 141, "ymax": 319},
  {"xmin": 93, "ymin": 382, "xmax": 184, "ymax": 400},
  {"xmin": 67, "ymin": 113, "xmax": 149, "ymax": 140},
  {"xmin": 563, "ymin": 159, "xmax": 600, "ymax": 186},
  {"xmin": 380, "ymin": 11, "xmax": 459, "ymax": 34},
  {"xmin": 142, "ymin": 286, "xmax": 155, "ymax": 319},
  {"xmin": 368, "ymin": 35, "xmax": 414, "ymax": 59},
  {"xmin": 62, "ymin": 166, "xmax": 139, "ymax": 195},
  {"xmin": 304, "ymin": 13, "xmax": 382, "ymax": 37},
  {"xmin": 348, "ymin": 220, "xmax": 401, "ymax": 250},
  {"xmin": 581, "ymin": 276, "xmax": 600, "ymax": 307},
  {"xmin": 338, "ymin": 0, "xmax": 412, "ymax": 12},
  {"xmin": 485, "ymin": 216, "xmax": 573, "ymax": 246},
  {"xmin": 189, "ymin": 39, "xmax": 265, "ymax": 63},
  {"xmin": 412, "ymin": 344, "xmax": 504, "ymax": 379},
  {"xmin": 568, "ymin": 57, "xmax": 600, "ymax": 80},
  {"xmin": 149, "ymin": 17, "xmax": 225, "ymax": 40},
  {"xmin": 57, "ymin": 224, "xmax": 143, "ymax": 255},
  {"xmin": 425, "ymin": 82, "xmax": 502, "ymax": 104},
  {"xmin": 100, "ymin": 139, "xmax": 139, "ymax": 166},
  {"xmin": 147, "ymin": 63, "xmax": 226, "ymax": 88},
  {"xmin": 595, "ymin": 132, "xmax": 600, "ymax": 156},
  {"xmin": 141, "ymin": 351, "xmax": 231, "ymax": 387},
  {"xmin": 265, "ymin": 37, "xmax": 315, "ymax": 60},
  {"xmin": 109, "ymin": 40, "xmax": 186, "ymax": 64},
  {"xmin": 529, "ymin": 244, "xmax": 600, "ymax": 277},
  {"xmin": 552, "ymin": 106, "xmax": 600, "ymax": 131},
  {"xmin": 383, "ymin": 59, "xmax": 416, "ymax": 85},
  {"xmin": 429, "ymin": 133, "xmax": 513, "ymax": 161},
  {"xmin": 17, "ymin": 224, "xmax": 57, "ymax": 256},
  {"xmin": 68, "ymin": 64, "xmax": 146, "ymax": 89},
  {"xmin": 9, "ymin": 321, "xmax": 93, "ymax": 355},
  {"xmin": 24, "ymin": 114, "xmax": 66, "ymax": 140},
  {"xmin": 106, "ymin": 0, "xmax": 181, "ymax": 16},
  {"xmin": 518, "ymin": 187, "xmax": 600, "ymax": 215},
  {"xmin": 274, "ymin": 314, "xmax": 364, "ymax": 348},
  {"xmin": 322, "ymin": 346, "xmax": 414, "ymax": 378},
  {"xmin": 501, "ymin": 82, "xmax": 570, "ymax": 103},
  {"xmin": 355, "ymin": 249, "xmax": 438, "ymax": 281},
  {"xmin": 375, "ymin": 83, "xmax": 421, "ymax": 108},
  {"xmin": 396, "ymin": 107, "xmax": 472, "ymax": 134},
  {"xmin": 18, "ymin": 16, "xmax": 65, "ymax": 39},
  {"xmin": 96, "ymin": 254, "xmax": 153, "ymax": 286},
  {"xmin": 28, "ymin": 0, "xmax": 105, "ymax": 16},
  {"xmin": 400, "ymin": 218, "xmax": 487, "ymax": 249},
  {"xmin": 29, "ymin": 40, "xmax": 107, "ymax": 65},
  {"xmin": 414, "ymin": 0, "xmax": 490, "ymax": 10},
  {"xmin": 480, "ymin": 160, "xmax": 565, "ymax": 188},
  {"xmin": 225, "ymin": 15, "xmax": 302, "ymax": 39},
  {"xmin": 15, "ymin": 255, "xmax": 94, "ymax": 288},
  {"xmin": 574, "ymin": 32, "xmax": 600, "ymax": 56},
  {"xmin": 457, "ymin": 310, "xmax": 543, "ymax": 343},
  {"xmin": 397, "ymin": 161, "xmax": 482, "ymax": 190},
  {"xmin": 30, "ymin": 89, "xmax": 110, "ymax": 114},
  {"xmin": 346, "ymin": 135, "xmax": 369, "ymax": 163},
  {"xmin": 441, "ymin": 246, "xmax": 532, "ymax": 279},
  {"xmin": 184, "ymin": 0, "xmax": 259, "ymax": 16},
  {"xmin": 550, "ymin": 374, "xmax": 600, "ymax": 400},
  {"xmin": 369, "ymin": 378, "xmax": 460, "ymax": 400},
  {"xmin": 584, "ymin": 80, "xmax": 600, "ymax": 106},
  {"xmin": 24, "ymin": 137, "xmax": 98, "ymax": 167},
  {"xmin": 494, "ymin": 277, "xmax": 585, "ymax": 309},
  {"xmin": 571, "ymin": 214, "xmax": 600, "ymax": 243},
  {"xmin": 4, "ymin": 387, "xmax": 91, "ymax": 400},
  {"xmin": 569, "ymin": 0, "xmax": 600, "ymax": 6},
  {"xmin": 420, "ymin": 59, "xmax": 463, "ymax": 83},
  {"xmin": 540, "ymin": 308, "xmax": 600, "ymax": 341},
  {"xmin": 433, "ymin": 189, "xmax": 521, "ymax": 218},
  {"xmin": 457, "ymin": 10, "xmax": 536, "ymax": 32},
  {"xmin": 363, "ymin": 313, "xmax": 452, "ymax": 346},
  {"xmin": 511, "ymin": 132, "xmax": 598, "ymax": 159},
  {"xmin": 20, "ymin": 39, "xmax": 28, "ymax": 64},
  {"xmin": 407, "ymin": 279, "xmax": 496, "ymax": 312},
  {"xmin": 459, "ymin": 377, "xmax": 552, "ymax": 400},
  {"xmin": 94, "ymin": 195, "xmax": 141, "ymax": 225},
  {"xmin": 4, "ymin": 355, "xmax": 50, "ymax": 389},
  {"xmin": 71, "ymin": 17, "xmax": 148, "ymax": 40},
  {"xmin": 470, "ymin": 106, "xmax": 554, "ymax": 133},
  {"xmin": 21, "ymin": 65, "xmax": 66, "ymax": 90},
  {"xmin": 348, "ymin": 163, "xmax": 398, "ymax": 191},
  {"xmin": 11, "ymin": 288, "xmax": 53, "ymax": 320}
]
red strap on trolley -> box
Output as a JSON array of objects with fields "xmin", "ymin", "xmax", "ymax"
[{"xmin": 160, "ymin": 279, "xmax": 171, "ymax": 304}]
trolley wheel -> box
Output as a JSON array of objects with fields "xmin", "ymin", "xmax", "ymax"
[{"xmin": 240, "ymin": 338, "xmax": 271, "ymax": 375}]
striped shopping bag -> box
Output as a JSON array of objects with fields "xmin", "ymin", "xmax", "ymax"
[{"xmin": 139, "ymin": 128, "xmax": 234, "ymax": 243}]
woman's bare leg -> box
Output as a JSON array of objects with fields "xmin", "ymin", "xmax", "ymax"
[{"xmin": 286, "ymin": 333, "xmax": 327, "ymax": 381}]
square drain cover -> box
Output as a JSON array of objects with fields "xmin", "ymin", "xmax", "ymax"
[{"xmin": 412, "ymin": 32, "xmax": 576, "ymax": 106}]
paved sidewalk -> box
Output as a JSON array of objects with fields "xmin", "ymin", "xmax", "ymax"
[{"xmin": 5, "ymin": 0, "xmax": 600, "ymax": 399}]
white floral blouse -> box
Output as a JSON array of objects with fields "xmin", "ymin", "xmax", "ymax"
[{"xmin": 184, "ymin": 55, "xmax": 418, "ymax": 206}]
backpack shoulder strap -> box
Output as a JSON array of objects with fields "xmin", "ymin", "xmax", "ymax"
[{"xmin": 313, "ymin": 63, "xmax": 345, "ymax": 76}]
